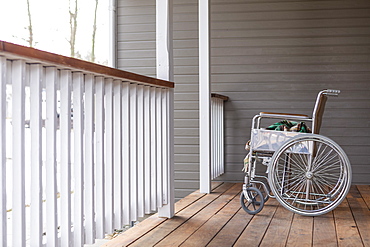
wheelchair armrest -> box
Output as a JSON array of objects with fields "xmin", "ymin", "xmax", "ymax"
[
  {"xmin": 259, "ymin": 112, "xmax": 310, "ymax": 119},
  {"xmin": 252, "ymin": 112, "xmax": 312, "ymax": 129}
]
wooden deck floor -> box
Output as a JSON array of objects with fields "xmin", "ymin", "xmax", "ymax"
[{"xmin": 104, "ymin": 182, "xmax": 370, "ymax": 247}]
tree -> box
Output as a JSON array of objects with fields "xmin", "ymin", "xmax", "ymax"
[
  {"xmin": 91, "ymin": 0, "xmax": 98, "ymax": 63},
  {"xmin": 26, "ymin": 0, "xmax": 34, "ymax": 47},
  {"xmin": 68, "ymin": 0, "xmax": 78, "ymax": 57}
]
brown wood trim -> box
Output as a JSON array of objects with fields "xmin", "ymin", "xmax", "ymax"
[
  {"xmin": 211, "ymin": 93, "xmax": 229, "ymax": 101},
  {"xmin": 0, "ymin": 41, "xmax": 174, "ymax": 88}
]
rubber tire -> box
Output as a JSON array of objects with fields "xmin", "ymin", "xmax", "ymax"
[{"xmin": 240, "ymin": 187, "xmax": 265, "ymax": 215}]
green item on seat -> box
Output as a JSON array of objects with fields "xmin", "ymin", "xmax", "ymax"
[{"xmin": 266, "ymin": 120, "xmax": 311, "ymax": 133}]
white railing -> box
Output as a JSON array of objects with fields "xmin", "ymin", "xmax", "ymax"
[
  {"xmin": 0, "ymin": 41, "xmax": 174, "ymax": 247},
  {"xmin": 210, "ymin": 93, "xmax": 228, "ymax": 180}
]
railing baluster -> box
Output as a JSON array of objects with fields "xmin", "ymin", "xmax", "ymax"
[
  {"xmin": 130, "ymin": 83, "xmax": 138, "ymax": 222},
  {"xmin": 156, "ymin": 88, "xmax": 163, "ymax": 208},
  {"xmin": 45, "ymin": 66, "xmax": 58, "ymax": 247},
  {"xmin": 150, "ymin": 87, "xmax": 157, "ymax": 211},
  {"xmin": 220, "ymin": 99, "xmax": 225, "ymax": 175},
  {"xmin": 95, "ymin": 76, "xmax": 105, "ymax": 239},
  {"xmin": 215, "ymin": 99, "xmax": 219, "ymax": 178},
  {"xmin": 113, "ymin": 80, "xmax": 123, "ymax": 228},
  {"xmin": 12, "ymin": 60, "xmax": 26, "ymax": 247},
  {"xmin": 0, "ymin": 42, "xmax": 175, "ymax": 246},
  {"xmin": 30, "ymin": 64, "xmax": 43, "ymax": 247},
  {"xmin": 0, "ymin": 57, "xmax": 7, "ymax": 246},
  {"xmin": 158, "ymin": 88, "xmax": 174, "ymax": 218},
  {"xmin": 161, "ymin": 88, "xmax": 168, "ymax": 205},
  {"xmin": 84, "ymin": 74, "xmax": 95, "ymax": 244},
  {"xmin": 104, "ymin": 78, "xmax": 114, "ymax": 233},
  {"xmin": 121, "ymin": 82, "xmax": 131, "ymax": 225},
  {"xmin": 137, "ymin": 85, "xmax": 145, "ymax": 218},
  {"xmin": 60, "ymin": 69, "xmax": 72, "ymax": 246},
  {"xmin": 143, "ymin": 86, "xmax": 152, "ymax": 214},
  {"xmin": 211, "ymin": 100, "xmax": 214, "ymax": 179},
  {"xmin": 73, "ymin": 72, "xmax": 85, "ymax": 247},
  {"xmin": 210, "ymin": 95, "xmax": 227, "ymax": 180}
]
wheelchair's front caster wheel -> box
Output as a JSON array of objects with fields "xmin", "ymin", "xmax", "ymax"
[{"xmin": 240, "ymin": 187, "xmax": 264, "ymax": 215}]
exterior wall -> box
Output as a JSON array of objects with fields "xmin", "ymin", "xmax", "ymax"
[
  {"xmin": 210, "ymin": 0, "xmax": 370, "ymax": 185},
  {"xmin": 117, "ymin": 0, "xmax": 370, "ymax": 200}
]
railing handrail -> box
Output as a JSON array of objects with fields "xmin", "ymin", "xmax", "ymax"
[
  {"xmin": 1, "ymin": 41, "xmax": 174, "ymax": 246},
  {"xmin": 0, "ymin": 40, "xmax": 174, "ymax": 88},
  {"xmin": 211, "ymin": 93, "xmax": 229, "ymax": 101}
]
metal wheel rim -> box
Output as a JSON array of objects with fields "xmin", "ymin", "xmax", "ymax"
[{"xmin": 268, "ymin": 134, "xmax": 351, "ymax": 216}]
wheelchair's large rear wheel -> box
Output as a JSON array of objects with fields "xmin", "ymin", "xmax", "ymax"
[{"xmin": 268, "ymin": 134, "xmax": 351, "ymax": 216}]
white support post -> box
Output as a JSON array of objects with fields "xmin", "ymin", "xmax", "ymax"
[
  {"xmin": 156, "ymin": 0, "xmax": 174, "ymax": 218},
  {"xmin": 0, "ymin": 57, "xmax": 7, "ymax": 247},
  {"xmin": 109, "ymin": 0, "xmax": 117, "ymax": 68},
  {"xmin": 199, "ymin": 0, "xmax": 211, "ymax": 193}
]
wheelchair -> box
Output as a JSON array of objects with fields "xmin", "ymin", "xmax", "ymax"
[{"xmin": 241, "ymin": 89, "xmax": 352, "ymax": 216}]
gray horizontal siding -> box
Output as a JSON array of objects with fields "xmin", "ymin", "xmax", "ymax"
[
  {"xmin": 117, "ymin": 0, "xmax": 201, "ymax": 200},
  {"xmin": 117, "ymin": 0, "xmax": 370, "ymax": 201},
  {"xmin": 211, "ymin": 0, "xmax": 370, "ymax": 184}
]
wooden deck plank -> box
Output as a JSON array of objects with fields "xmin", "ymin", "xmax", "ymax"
[
  {"xmin": 357, "ymin": 185, "xmax": 370, "ymax": 210},
  {"xmin": 334, "ymin": 198, "xmax": 363, "ymax": 247},
  {"xmin": 259, "ymin": 205, "xmax": 294, "ymax": 247},
  {"xmin": 206, "ymin": 207, "xmax": 253, "ymax": 247},
  {"xmin": 104, "ymin": 183, "xmax": 369, "ymax": 247},
  {"xmin": 103, "ymin": 182, "xmax": 222, "ymax": 247},
  {"xmin": 347, "ymin": 186, "xmax": 370, "ymax": 246},
  {"xmin": 128, "ymin": 183, "xmax": 235, "ymax": 247},
  {"xmin": 155, "ymin": 183, "xmax": 241, "ymax": 246},
  {"xmin": 313, "ymin": 211, "xmax": 337, "ymax": 247},
  {"xmin": 286, "ymin": 213, "xmax": 313, "ymax": 247},
  {"xmin": 180, "ymin": 185, "xmax": 242, "ymax": 246},
  {"xmin": 233, "ymin": 198, "xmax": 279, "ymax": 247}
]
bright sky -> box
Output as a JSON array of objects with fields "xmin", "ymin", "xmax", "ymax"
[{"xmin": 0, "ymin": 0, "xmax": 110, "ymax": 65}]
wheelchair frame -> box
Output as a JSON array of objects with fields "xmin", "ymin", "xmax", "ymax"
[{"xmin": 241, "ymin": 90, "xmax": 352, "ymax": 216}]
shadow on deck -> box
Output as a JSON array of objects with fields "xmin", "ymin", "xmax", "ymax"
[{"xmin": 103, "ymin": 182, "xmax": 370, "ymax": 247}]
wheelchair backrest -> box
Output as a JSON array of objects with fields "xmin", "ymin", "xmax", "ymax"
[{"xmin": 312, "ymin": 89, "xmax": 340, "ymax": 134}]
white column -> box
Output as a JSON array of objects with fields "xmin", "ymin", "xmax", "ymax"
[
  {"xmin": 156, "ymin": 0, "xmax": 173, "ymax": 82},
  {"xmin": 109, "ymin": 0, "xmax": 117, "ymax": 68},
  {"xmin": 156, "ymin": 0, "xmax": 174, "ymax": 218},
  {"xmin": 0, "ymin": 57, "xmax": 7, "ymax": 247},
  {"xmin": 199, "ymin": 0, "xmax": 211, "ymax": 193}
]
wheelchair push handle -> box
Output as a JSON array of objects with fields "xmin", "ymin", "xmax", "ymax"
[{"xmin": 324, "ymin": 89, "xmax": 340, "ymax": 96}]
